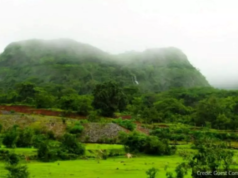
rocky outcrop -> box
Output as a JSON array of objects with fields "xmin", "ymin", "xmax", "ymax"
[{"xmin": 81, "ymin": 123, "xmax": 129, "ymax": 143}]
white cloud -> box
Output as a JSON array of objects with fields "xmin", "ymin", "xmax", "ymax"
[{"xmin": 0, "ymin": 0, "xmax": 238, "ymax": 87}]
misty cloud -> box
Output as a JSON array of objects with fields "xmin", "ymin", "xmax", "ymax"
[{"xmin": 0, "ymin": 0, "xmax": 238, "ymax": 88}]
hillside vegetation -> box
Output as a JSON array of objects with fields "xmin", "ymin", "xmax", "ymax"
[
  {"xmin": 0, "ymin": 39, "xmax": 209, "ymax": 94},
  {"xmin": 1, "ymin": 39, "xmax": 238, "ymax": 178}
]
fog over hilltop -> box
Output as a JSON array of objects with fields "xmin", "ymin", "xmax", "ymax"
[{"xmin": 1, "ymin": 0, "xmax": 238, "ymax": 89}]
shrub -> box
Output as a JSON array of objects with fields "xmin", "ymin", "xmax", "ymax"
[
  {"xmin": 119, "ymin": 132, "xmax": 147, "ymax": 153},
  {"xmin": 5, "ymin": 153, "xmax": 20, "ymax": 165},
  {"xmin": 113, "ymin": 118, "xmax": 136, "ymax": 131},
  {"xmin": 76, "ymin": 95, "xmax": 93, "ymax": 115},
  {"xmin": 4, "ymin": 152, "xmax": 29, "ymax": 178},
  {"xmin": 61, "ymin": 133, "xmax": 85, "ymax": 156},
  {"xmin": 144, "ymin": 136, "xmax": 168, "ymax": 155},
  {"xmin": 46, "ymin": 130, "xmax": 55, "ymax": 140},
  {"xmin": 120, "ymin": 132, "xmax": 175, "ymax": 155},
  {"xmin": 37, "ymin": 133, "xmax": 85, "ymax": 162},
  {"xmin": 0, "ymin": 123, "xmax": 2, "ymax": 133},
  {"xmin": 150, "ymin": 128, "xmax": 171, "ymax": 140},
  {"xmin": 67, "ymin": 122, "xmax": 84, "ymax": 135},
  {"xmin": 32, "ymin": 134, "xmax": 48, "ymax": 148},
  {"xmin": 16, "ymin": 128, "xmax": 34, "ymax": 147},
  {"xmin": 87, "ymin": 110, "xmax": 100, "ymax": 122},
  {"xmin": 146, "ymin": 167, "xmax": 159, "ymax": 178},
  {"xmin": 5, "ymin": 164, "xmax": 29, "ymax": 178},
  {"xmin": 68, "ymin": 125, "xmax": 84, "ymax": 135},
  {"xmin": 0, "ymin": 150, "xmax": 10, "ymax": 161},
  {"xmin": 2, "ymin": 126, "xmax": 19, "ymax": 148},
  {"xmin": 37, "ymin": 141, "xmax": 58, "ymax": 162}
]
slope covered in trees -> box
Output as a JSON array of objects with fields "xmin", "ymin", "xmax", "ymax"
[{"xmin": 0, "ymin": 39, "xmax": 210, "ymax": 94}]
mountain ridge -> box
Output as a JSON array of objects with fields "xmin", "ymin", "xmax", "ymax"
[{"xmin": 0, "ymin": 39, "xmax": 210, "ymax": 94}]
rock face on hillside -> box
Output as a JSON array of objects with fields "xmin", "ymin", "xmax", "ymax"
[
  {"xmin": 81, "ymin": 123, "xmax": 128, "ymax": 143},
  {"xmin": 0, "ymin": 39, "xmax": 210, "ymax": 93}
]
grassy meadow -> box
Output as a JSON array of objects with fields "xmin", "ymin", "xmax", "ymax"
[
  {"xmin": 0, "ymin": 144, "xmax": 188, "ymax": 178},
  {"xmin": 1, "ymin": 144, "xmax": 238, "ymax": 178}
]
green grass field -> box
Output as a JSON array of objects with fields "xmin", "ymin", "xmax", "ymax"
[
  {"xmin": 0, "ymin": 144, "xmax": 191, "ymax": 178},
  {"xmin": 0, "ymin": 155, "xmax": 188, "ymax": 178},
  {"xmin": 1, "ymin": 144, "xmax": 238, "ymax": 178}
]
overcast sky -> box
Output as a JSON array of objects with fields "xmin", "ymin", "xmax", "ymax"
[{"xmin": 0, "ymin": 0, "xmax": 238, "ymax": 88}]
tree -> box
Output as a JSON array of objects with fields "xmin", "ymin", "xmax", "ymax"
[
  {"xmin": 61, "ymin": 133, "xmax": 85, "ymax": 155},
  {"xmin": 76, "ymin": 95, "xmax": 93, "ymax": 115},
  {"xmin": 169, "ymin": 137, "xmax": 235, "ymax": 178},
  {"xmin": 16, "ymin": 128, "xmax": 34, "ymax": 147},
  {"xmin": 15, "ymin": 82, "xmax": 36, "ymax": 104},
  {"xmin": 194, "ymin": 96, "xmax": 222, "ymax": 127},
  {"xmin": 146, "ymin": 167, "xmax": 159, "ymax": 178},
  {"xmin": 37, "ymin": 141, "xmax": 52, "ymax": 162},
  {"xmin": 34, "ymin": 88, "xmax": 56, "ymax": 108},
  {"xmin": 92, "ymin": 81, "xmax": 128, "ymax": 117},
  {"xmin": 4, "ymin": 153, "xmax": 29, "ymax": 178},
  {"xmin": 3, "ymin": 126, "xmax": 19, "ymax": 148},
  {"xmin": 59, "ymin": 94, "xmax": 79, "ymax": 111}
]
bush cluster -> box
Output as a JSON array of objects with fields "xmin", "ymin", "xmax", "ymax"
[
  {"xmin": 120, "ymin": 132, "xmax": 176, "ymax": 155},
  {"xmin": 37, "ymin": 133, "xmax": 85, "ymax": 162},
  {"xmin": 112, "ymin": 118, "xmax": 136, "ymax": 131}
]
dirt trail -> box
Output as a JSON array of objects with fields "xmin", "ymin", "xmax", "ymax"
[{"xmin": 0, "ymin": 105, "xmax": 131, "ymax": 119}]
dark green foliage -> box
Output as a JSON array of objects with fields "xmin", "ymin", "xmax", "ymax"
[
  {"xmin": 120, "ymin": 132, "xmax": 175, "ymax": 155},
  {"xmin": 5, "ymin": 153, "xmax": 20, "ymax": 165},
  {"xmin": 0, "ymin": 150, "xmax": 10, "ymax": 161},
  {"xmin": 0, "ymin": 39, "xmax": 238, "ymax": 130},
  {"xmin": 2, "ymin": 126, "xmax": 19, "ymax": 148},
  {"xmin": 34, "ymin": 89, "xmax": 56, "ymax": 108},
  {"xmin": 37, "ymin": 141, "xmax": 58, "ymax": 162},
  {"xmin": 15, "ymin": 82, "xmax": 37, "ymax": 104},
  {"xmin": 76, "ymin": 95, "xmax": 93, "ymax": 115},
  {"xmin": 140, "ymin": 107, "xmax": 161, "ymax": 123},
  {"xmin": 112, "ymin": 118, "xmax": 136, "ymax": 131},
  {"xmin": 0, "ymin": 123, "xmax": 2, "ymax": 133},
  {"xmin": 4, "ymin": 153, "xmax": 29, "ymax": 178},
  {"xmin": 146, "ymin": 167, "xmax": 159, "ymax": 178},
  {"xmin": 32, "ymin": 134, "xmax": 48, "ymax": 148},
  {"xmin": 16, "ymin": 128, "xmax": 34, "ymax": 147},
  {"xmin": 92, "ymin": 81, "xmax": 128, "ymax": 117},
  {"xmin": 60, "ymin": 133, "xmax": 85, "ymax": 155},
  {"xmin": 143, "ymin": 136, "xmax": 174, "ymax": 155},
  {"xmin": 5, "ymin": 164, "xmax": 30, "ymax": 178},
  {"xmin": 0, "ymin": 39, "xmax": 209, "ymax": 96},
  {"xmin": 153, "ymin": 98, "xmax": 191, "ymax": 122},
  {"xmin": 87, "ymin": 110, "xmax": 101, "ymax": 122},
  {"xmin": 169, "ymin": 137, "xmax": 235, "ymax": 178},
  {"xmin": 46, "ymin": 130, "xmax": 55, "ymax": 140},
  {"xmin": 59, "ymin": 94, "xmax": 79, "ymax": 111},
  {"xmin": 67, "ymin": 122, "xmax": 84, "ymax": 135},
  {"xmin": 37, "ymin": 134, "xmax": 85, "ymax": 162}
]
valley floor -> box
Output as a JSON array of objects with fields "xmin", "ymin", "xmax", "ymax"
[
  {"xmin": 0, "ymin": 155, "xmax": 186, "ymax": 178},
  {"xmin": 1, "ymin": 144, "xmax": 238, "ymax": 178}
]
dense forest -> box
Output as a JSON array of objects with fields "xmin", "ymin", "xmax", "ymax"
[
  {"xmin": 0, "ymin": 39, "xmax": 237, "ymax": 130},
  {"xmin": 0, "ymin": 39, "xmax": 209, "ymax": 94}
]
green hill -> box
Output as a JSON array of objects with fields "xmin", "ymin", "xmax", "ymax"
[{"xmin": 0, "ymin": 39, "xmax": 210, "ymax": 94}]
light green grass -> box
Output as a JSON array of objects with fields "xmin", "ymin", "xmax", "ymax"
[
  {"xmin": 86, "ymin": 144, "xmax": 124, "ymax": 150},
  {"xmin": 1, "ymin": 144, "xmax": 238, "ymax": 178},
  {"xmin": 0, "ymin": 144, "xmax": 125, "ymax": 157},
  {"xmin": 0, "ymin": 148, "xmax": 37, "ymax": 156},
  {"xmin": 0, "ymin": 144, "xmax": 191, "ymax": 178},
  {"xmin": 0, "ymin": 155, "xmax": 189, "ymax": 178}
]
